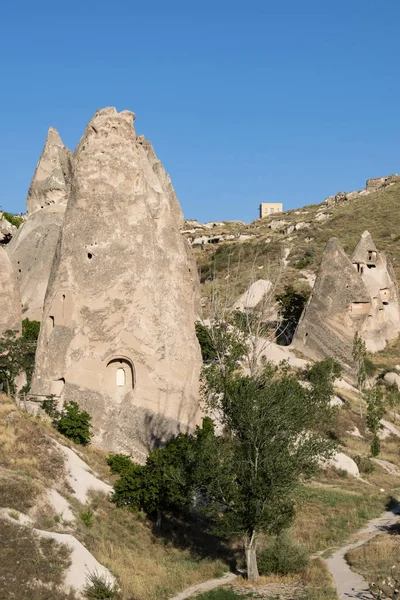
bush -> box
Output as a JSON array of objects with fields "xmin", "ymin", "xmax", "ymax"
[
  {"xmin": 83, "ymin": 571, "xmax": 120, "ymax": 599},
  {"xmin": 294, "ymin": 248, "xmax": 315, "ymax": 270},
  {"xmin": 2, "ymin": 212, "xmax": 24, "ymax": 228},
  {"xmin": 257, "ymin": 534, "xmax": 309, "ymax": 576},
  {"xmin": 80, "ymin": 508, "xmax": 94, "ymax": 528},
  {"xmin": 107, "ymin": 454, "xmax": 133, "ymax": 474},
  {"xmin": 57, "ymin": 401, "xmax": 92, "ymax": 446},
  {"xmin": 353, "ymin": 455, "xmax": 375, "ymax": 474}
]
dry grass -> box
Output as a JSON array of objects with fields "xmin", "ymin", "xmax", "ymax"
[
  {"xmin": 74, "ymin": 492, "xmax": 228, "ymax": 600},
  {"xmin": 300, "ymin": 558, "xmax": 338, "ymax": 600},
  {"xmin": 346, "ymin": 528, "xmax": 400, "ymax": 596},
  {"xmin": 292, "ymin": 485, "xmax": 386, "ymax": 554},
  {"xmin": 0, "ymin": 519, "xmax": 77, "ymax": 600}
]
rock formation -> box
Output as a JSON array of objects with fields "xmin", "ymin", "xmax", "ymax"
[
  {"xmin": 31, "ymin": 107, "xmax": 202, "ymax": 460},
  {"xmin": 26, "ymin": 127, "xmax": 73, "ymax": 214},
  {"xmin": 7, "ymin": 128, "xmax": 72, "ymax": 320},
  {"xmin": 292, "ymin": 233, "xmax": 400, "ymax": 369},
  {"xmin": 0, "ymin": 246, "xmax": 21, "ymax": 336},
  {"xmin": 351, "ymin": 231, "xmax": 400, "ymax": 352}
]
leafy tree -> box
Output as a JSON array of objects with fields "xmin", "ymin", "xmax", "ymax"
[
  {"xmin": 365, "ymin": 386, "xmax": 385, "ymax": 457},
  {"xmin": 195, "ymin": 321, "xmax": 216, "ymax": 363},
  {"xmin": 352, "ymin": 332, "xmax": 368, "ymax": 395},
  {"xmin": 200, "ymin": 357, "xmax": 339, "ymax": 582},
  {"xmin": 109, "ymin": 418, "xmax": 216, "ymax": 526},
  {"xmin": 0, "ymin": 319, "xmax": 40, "ymax": 394},
  {"xmin": 57, "ymin": 401, "xmax": 92, "ymax": 446},
  {"xmin": 276, "ymin": 285, "xmax": 309, "ymax": 345}
]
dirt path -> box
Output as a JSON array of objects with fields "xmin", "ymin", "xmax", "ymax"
[
  {"xmin": 168, "ymin": 572, "xmax": 238, "ymax": 600},
  {"xmin": 325, "ymin": 505, "xmax": 400, "ymax": 599}
]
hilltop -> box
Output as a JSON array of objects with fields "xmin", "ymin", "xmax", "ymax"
[{"xmin": 184, "ymin": 176, "xmax": 400, "ymax": 312}]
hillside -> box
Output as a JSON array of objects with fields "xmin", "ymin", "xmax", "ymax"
[
  {"xmin": 2, "ymin": 375, "xmax": 400, "ymax": 599},
  {"xmin": 186, "ymin": 179, "xmax": 400, "ymax": 312}
]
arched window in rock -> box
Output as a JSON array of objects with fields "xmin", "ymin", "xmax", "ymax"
[
  {"xmin": 106, "ymin": 357, "xmax": 135, "ymax": 391},
  {"xmin": 116, "ymin": 367, "xmax": 126, "ymax": 387}
]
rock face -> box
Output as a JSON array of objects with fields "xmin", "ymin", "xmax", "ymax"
[
  {"xmin": 27, "ymin": 127, "xmax": 73, "ymax": 215},
  {"xmin": 31, "ymin": 107, "xmax": 202, "ymax": 460},
  {"xmin": 7, "ymin": 128, "xmax": 71, "ymax": 321},
  {"xmin": 292, "ymin": 232, "xmax": 400, "ymax": 369},
  {"xmin": 0, "ymin": 246, "xmax": 21, "ymax": 336},
  {"xmin": 351, "ymin": 231, "xmax": 400, "ymax": 352}
]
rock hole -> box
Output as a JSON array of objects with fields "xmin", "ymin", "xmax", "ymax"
[{"xmin": 87, "ymin": 253, "xmax": 93, "ymax": 260}]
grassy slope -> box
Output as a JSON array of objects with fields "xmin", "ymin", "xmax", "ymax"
[
  {"xmin": 1, "ymin": 384, "xmax": 400, "ymax": 599},
  {"xmin": 0, "ymin": 394, "xmax": 227, "ymax": 600},
  {"xmin": 190, "ymin": 182, "xmax": 400, "ymax": 311}
]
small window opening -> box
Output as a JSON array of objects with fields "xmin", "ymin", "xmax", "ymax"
[
  {"xmin": 116, "ymin": 367, "xmax": 126, "ymax": 387},
  {"xmin": 49, "ymin": 316, "xmax": 55, "ymax": 328},
  {"xmin": 87, "ymin": 253, "xmax": 93, "ymax": 260}
]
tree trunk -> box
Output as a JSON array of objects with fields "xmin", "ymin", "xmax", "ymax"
[
  {"xmin": 156, "ymin": 509, "xmax": 162, "ymax": 529},
  {"xmin": 244, "ymin": 531, "xmax": 259, "ymax": 582}
]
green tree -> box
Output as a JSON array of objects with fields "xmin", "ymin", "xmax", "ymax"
[
  {"xmin": 0, "ymin": 320, "xmax": 40, "ymax": 394},
  {"xmin": 109, "ymin": 418, "xmax": 216, "ymax": 526},
  {"xmin": 200, "ymin": 357, "xmax": 339, "ymax": 582},
  {"xmin": 57, "ymin": 401, "xmax": 92, "ymax": 446},
  {"xmin": 365, "ymin": 386, "xmax": 385, "ymax": 457},
  {"xmin": 195, "ymin": 321, "xmax": 216, "ymax": 363},
  {"xmin": 276, "ymin": 285, "xmax": 309, "ymax": 345}
]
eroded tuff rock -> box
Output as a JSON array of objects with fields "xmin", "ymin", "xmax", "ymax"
[
  {"xmin": 31, "ymin": 107, "xmax": 202, "ymax": 460},
  {"xmin": 7, "ymin": 128, "xmax": 72, "ymax": 320},
  {"xmin": 7, "ymin": 205, "xmax": 66, "ymax": 320},
  {"xmin": 292, "ymin": 233, "xmax": 400, "ymax": 371},
  {"xmin": 27, "ymin": 127, "xmax": 73, "ymax": 215},
  {"xmin": 0, "ymin": 246, "xmax": 21, "ymax": 336}
]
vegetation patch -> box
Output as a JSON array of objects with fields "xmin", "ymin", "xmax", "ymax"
[{"xmin": 0, "ymin": 519, "xmax": 77, "ymax": 599}]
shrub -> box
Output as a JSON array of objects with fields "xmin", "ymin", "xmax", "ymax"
[
  {"xmin": 57, "ymin": 401, "xmax": 92, "ymax": 446},
  {"xmin": 2, "ymin": 212, "xmax": 24, "ymax": 228},
  {"xmin": 83, "ymin": 571, "xmax": 120, "ymax": 599},
  {"xmin": 257, "ymin": 534, "xmax": 309, "ymax": 576},
  {"xmin": 294, "ymin": 248, "xmax": 315, "ymax": 269},
  {"xmin": 80, "ymin": 508, "xmax": 94, "ymax": 528},
  {"xmin": 107, "ymin": 453, "xmax": 133, "ymax": 474},
  {"xmin": 353, "ymin": 455, "xmax": 375, "ymax": 474}
]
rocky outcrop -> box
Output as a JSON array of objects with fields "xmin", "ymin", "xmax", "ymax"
[
  {"xmin": 0, "ymin": 246, "xmax": 21, "ymax": 336},
  {"xmin": 292, "ymin": 238, "xmax": 370, "ymax": 370},
  {"xmin": 292, "ymin": 232, "xmax": 400, "ymax": 369},
  {"xmin": 26, "ymin": 127, "xmax": 73, "ymax": 215},
  {"xmin": 31, "ymin": 107, "xmax": 202, "ymax": 460},
  {"xmin": 325, "ymin": 174, "xmax": 400, "ymax": 206},
  {"xmin": 0, "ymin": 214, "xmax": 17, "ymax": 245},
  {"xmin": 7, "ymin": 128, "xmax": 72, "ymax": 321},
  {"xmin": 351, "ymin": 231, "xmax": 400, "ymax": 352},
  {"xmin": 7, "ymin": 205, "xmax": 66, "ymax": 320}
]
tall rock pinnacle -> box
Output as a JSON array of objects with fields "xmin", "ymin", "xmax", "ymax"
[
  {"xmin": 7, "ymin": 127, "xmax": 72, "ymax": 320},
  {"xmin": 31, "ymin": 107, "xmax": 202, "ymax": 460},
  {"xmin": 26, "ymin": 127, "xmax": 73, "ymax": 214}
]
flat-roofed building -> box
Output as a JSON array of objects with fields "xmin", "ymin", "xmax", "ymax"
[{"xmin": 259, "ymin": 203, "xmax": 283, "ymax": 218}]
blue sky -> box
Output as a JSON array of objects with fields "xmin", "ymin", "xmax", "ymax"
[{"xmin": 1, "ymin": 0, "xmax": 399, "ymax": 222}]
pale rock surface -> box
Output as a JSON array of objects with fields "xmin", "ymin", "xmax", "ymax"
[
  {"xmin": 31, "ymin": 108, "xmax": 202, "ymax": 460},
  {"xmin": 233, "ymin": 279, "xmax": 272, "ymax": 311},
  {"xmin": 326, "ymin": 452, "xmax": 360, "ymax": 477},
  {"xmin": 292, "ymin": 233, "xmax": 400, "ymax": 374},
  {"xmin": 46, "ymin": 489, "xmax": 75, "ymax": 522},
  {"xmin": 26, "ymin": 127, "xmax": 73, "ymax": 214},
  {"xmin": 0, "ymin": 246, "xmax": 21, "ymax": 336},
  {"xmin": 55, "ymin": 441, "xmax": 112, "ymax": 504},
  {"xmin": 0, "ymin": 213, "xmax": 17, "ymax": 243},
  {"xmin": 384, "ymin": 371, "xmax": 400, "ymax": 389},
  {"xmin": 7, "ymin": 127, "xmax": 72, "ymax": 320},
  {"xmin": 7, "ymin": 204, "xmax": 66, "ymax": 320}
]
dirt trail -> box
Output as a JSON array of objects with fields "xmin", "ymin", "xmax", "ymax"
[
  {"xmin": 325, "ymin": 505, "xmax": 400, "ymax": 599},
  {"xmin": 168, "ymin": 572, "xmax": 238, "ymax": 600}
]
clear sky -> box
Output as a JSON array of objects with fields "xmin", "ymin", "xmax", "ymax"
[{"xmin": 1, "ymin": 0, "xmax": 399, "ymax": 222}]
